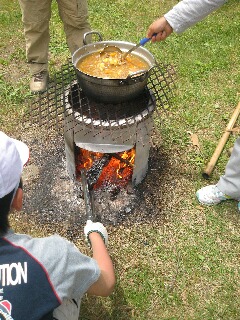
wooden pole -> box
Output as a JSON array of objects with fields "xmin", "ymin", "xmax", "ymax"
[{"xmin": 202, "ymin": 101, "xmax": 240, "ymax": 179}]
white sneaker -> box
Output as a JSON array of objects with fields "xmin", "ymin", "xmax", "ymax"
[
  {"xmin": 30, "ymin": 71, "xmax": 48, "ymax": 93},
  {"xmin": 196, "ymin": 185, "xmax": 231, "ymax": 205}
]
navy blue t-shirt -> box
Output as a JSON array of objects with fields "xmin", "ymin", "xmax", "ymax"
[
  {"xmin": 0, "ymin": 237, "xmax": 60, "ymax": 319},
  {"xmin": 0, "ymin": 232, "xmax": 100, "ymax": 320}
]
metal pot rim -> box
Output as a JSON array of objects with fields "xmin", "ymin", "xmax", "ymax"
[{"xmin": 72, "ymin": 39, "xmax": 156, "ymax": 81}]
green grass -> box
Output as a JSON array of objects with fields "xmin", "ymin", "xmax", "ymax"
[{"xmin": 1, "ymin": 0, "xmax": 240, "ymax": 319}]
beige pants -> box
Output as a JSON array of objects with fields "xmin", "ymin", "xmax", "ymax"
[{"xmin": 18, "ymin": 0, "xmax": 91, "ymax": 75}]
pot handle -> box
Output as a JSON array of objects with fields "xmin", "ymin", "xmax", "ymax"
[
  {"xmin": 83, "ymin": 31, "xmax": 103, "ymax": 45},
  {"xmin": 123, "ymin": 69, "xmax": 149, "ymax": 84}
]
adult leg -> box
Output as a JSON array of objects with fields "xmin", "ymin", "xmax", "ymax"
[
  {"xmin": 217, "ymin": 137, "xmax": 240, "ymax": 200},
  {"xmin": 53, "ymin": 298, "xmax": 81, "ymax": 320},
  {"xmin": 18, "ymin": 0, "xmax": 52, "ymax": 75},
  {"xmin": 197, "ymin": 137, "xmax": 240, "ymax": 205},
  {"xmin": 57, "ymin": 0, "xmax": 91, "ymax": 54}
]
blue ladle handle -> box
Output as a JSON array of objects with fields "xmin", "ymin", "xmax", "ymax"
[
  {"xmin": 122, "ymin": 33, "xmax": 158, "ymax": 59},
  {"xmin": 139, "ymin": 33, "xmax": 158, "ymax": 46}
]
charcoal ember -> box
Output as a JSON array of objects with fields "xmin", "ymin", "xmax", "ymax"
[{"xmin": 86, "ymin": 154, "xmax": 111, "ymax": 187}]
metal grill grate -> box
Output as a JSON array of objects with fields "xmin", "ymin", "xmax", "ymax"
[{"xmin": 24, "ymin": 60, "xmax": 176, "ymax": 132}]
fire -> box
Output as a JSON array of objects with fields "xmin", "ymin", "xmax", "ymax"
[
  {"xmin": 76, "ymin": 149, "xmax": 103, "ymax": 171},
  {"xmin": 75, "ymin": 147, "xmax": 135, "ymax": 189}
]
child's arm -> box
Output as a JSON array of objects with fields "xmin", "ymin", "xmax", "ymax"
[{"xmin": 85, "ymin": 222, "xmax": 116, "ymax": 296}]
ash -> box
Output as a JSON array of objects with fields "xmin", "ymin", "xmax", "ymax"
[
  {"xmin": 19, "ymin": 126, "xmax": 177, "ymax": 235},
  {"xmin": 22, "ymin": 129, "xmax": 137, "ymax": 227},
  {"xmin": 93, "ymin": 186, "xmax": 136, "ymax": 225}
]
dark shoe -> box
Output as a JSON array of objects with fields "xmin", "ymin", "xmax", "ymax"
[{"xmin": 30, "ymin": 71, "xmax": 48, "ymax": 93}]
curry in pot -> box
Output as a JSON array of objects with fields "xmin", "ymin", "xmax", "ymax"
[{"xmin": 77, "ymin": 50, "xmax": 149, "ymax": 79}]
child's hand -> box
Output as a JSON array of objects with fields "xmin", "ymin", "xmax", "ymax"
[{"xmin": 84, "ymin": 220, "xmax": 108, "ymax": 246}]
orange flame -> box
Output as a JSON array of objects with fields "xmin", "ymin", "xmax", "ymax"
[
  {"xmin": 75, "ymin": 148, "xmax": 135, "ymax": 189},
  {"xmin": 76, "ymin": 149, "xmax": 103, "ymax": 171}
]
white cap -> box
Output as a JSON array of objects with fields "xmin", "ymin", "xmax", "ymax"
[{"xmin": 0, "ymin": 131, "xmax": 29, "ymax": 198}]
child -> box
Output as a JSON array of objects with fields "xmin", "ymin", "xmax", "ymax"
[{"xmin": 0, "ymin": 131, "xmax": 115, "ymax": 320}]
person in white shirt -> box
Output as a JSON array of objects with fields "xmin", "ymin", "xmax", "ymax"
[{"xmin": 146, "ymin": 1, "xmax": 240, "ymax": 211}]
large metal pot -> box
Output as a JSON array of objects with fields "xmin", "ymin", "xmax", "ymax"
[{"xmin": 72, "ymin": 31, "xmax": 156, "ymax": 103}]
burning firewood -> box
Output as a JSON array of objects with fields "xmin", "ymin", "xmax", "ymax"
[
  {"xmin": 86, "ymin": 154, "xmax": 112, "ymax": 188},
  {"xmin": 111, "ymin": 153, "xmax": 135, "ymax": 168}
]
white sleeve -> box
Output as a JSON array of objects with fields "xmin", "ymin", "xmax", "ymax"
[{"xmin": 164, "ymin": 0, "xmax": 228, "ymax": 34}]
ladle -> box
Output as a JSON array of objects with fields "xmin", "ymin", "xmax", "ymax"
[
  {"xmin": 122, "ymin": 34, "xmax": 157, "ymax": 59},
  {"xmin": 100, "ymin": 33, "xmax": 157, "ymax": 59},
  {"xmin": 100, "ymin": 45, "xmax": 123, "ymax": 56}
]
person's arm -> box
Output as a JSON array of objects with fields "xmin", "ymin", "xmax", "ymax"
[
  {"xmin": 11, "ymin": 178, "xmax": 23, "ymax": 211},
  {"xmin": 84, "ymin": 221, "xmax": 115, "ymax": 296},
  {"xmin": 147, "ymin": 16, "xmax": 173, "ymax": 42},
  {"xmin": 147, "ymin": 0, "xmax": 227, "ymax": 41},
  {"xmin": 86, "ymin": 232, "xmax": 115, "ymax": 296}
]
